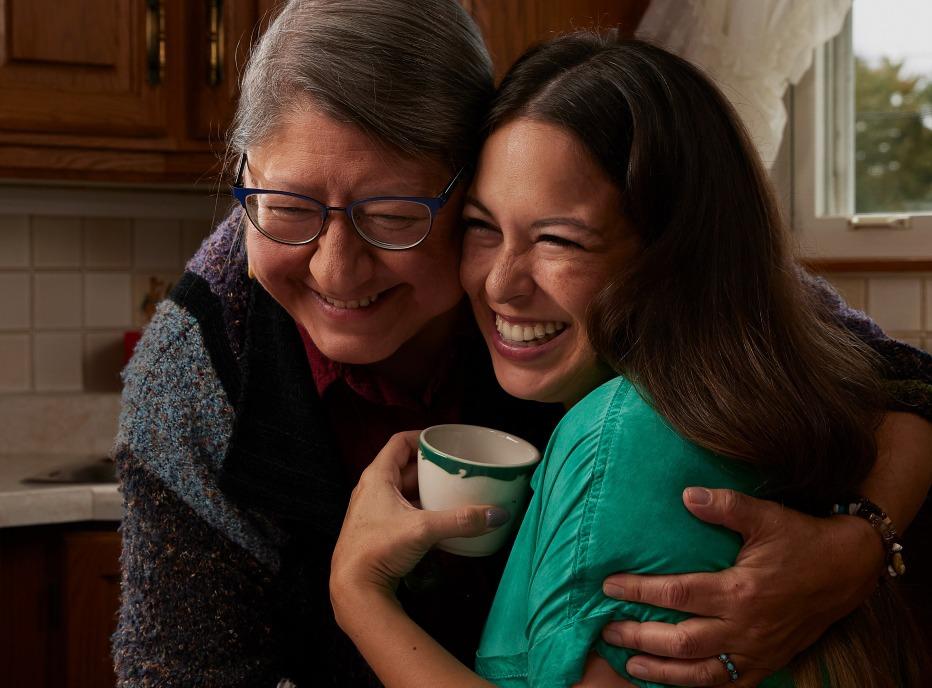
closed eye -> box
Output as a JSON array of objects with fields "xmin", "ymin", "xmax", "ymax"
[
  {"xmin": 463, "ymin": 217, "xmax": 501, "ymax": 235},
  {"xmin": 538, "ymin": 234, "xmax": 582, "ymax": 249}
]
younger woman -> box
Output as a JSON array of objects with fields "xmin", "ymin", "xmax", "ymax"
[{"xmin": 330, "ymin": 35, "xmax": 930, "ymax": 687}]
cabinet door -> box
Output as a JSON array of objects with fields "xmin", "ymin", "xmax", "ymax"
[
  {"xmin": 61, "ymin": 530, "xmax": 122, "ymax": 688},
  {"xmin": 0, "ymin": 528, "xmax": 57, "ymax": 687},
  {"xmin": 464, "ymin": 0, "xmax": 651, "ymax": 80},
  {"xmin": 0, "ymin": 0, "xmax": 168, "ymax": 138},
  {"xmin": 184, "ymin": 0, "xmax": 262, "ymax": 144}
]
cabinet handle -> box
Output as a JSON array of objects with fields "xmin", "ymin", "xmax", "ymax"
[
  {"xmin": 146, "ymin": 0, "xmax": 166, "ymax": 85},
  {"xmin": 207, "ymin": 0, "xmax": 225, "ymax": 87}
]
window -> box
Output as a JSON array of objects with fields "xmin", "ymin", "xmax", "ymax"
[{"xmin": 790, "ymin": 0, "xmax": 932, "ymax": 258}]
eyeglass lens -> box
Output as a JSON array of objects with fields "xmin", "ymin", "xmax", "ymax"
[{"xmin": 244, "ymin": 193, "xmax": 432, "ymax": 247}]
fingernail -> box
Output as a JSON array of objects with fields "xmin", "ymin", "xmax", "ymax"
[
  {"xmin": 627, "ymin": 659, "xmax": 649, "ymax": 678},
  {"xmin": 485, "ymin": 507, "xmax": 510, "ymax": 527},
  {"xmin": 602, "ymin": 628, "xmax": 621, "ymax": 645},
  {"xmin": 685, "ymin": 487, "xmax": 712, "ymax": 505},
  {"xmin": 603, "ymin": 582, "xmax": 625, "ymax": 598}
]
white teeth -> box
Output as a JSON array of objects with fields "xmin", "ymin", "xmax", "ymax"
[
  {"xmin": 494, "ymin": 313, "xmax": 568, "ymax": 345},
  {"xmin": 322, "ymin": 292, "xmax": 380, "ymax": 309}
]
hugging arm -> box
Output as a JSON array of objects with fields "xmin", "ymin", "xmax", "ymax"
[
  {"xmin": 600, "ymin": 274, "xmax": 932, "ymax": 687},
  {"xmin": 330, "ymin": 432, "xmax": 631, "ymax": 688},
  {"xmin": 113, "ymin": 457, "xmax": 282, "ymax": 687}
]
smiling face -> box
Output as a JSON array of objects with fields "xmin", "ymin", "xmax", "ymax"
[
  {"xmin": 460, "ymin": 119, "xmax": 639, "ymax": 406},
  {"xmin": 244, "ymin": 105, "xmax": 465, "ymax": 366}
]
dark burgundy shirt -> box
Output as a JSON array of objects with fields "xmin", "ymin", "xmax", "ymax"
[{"xmin": 297, "ymin": 324, "xmax": 466, "ymax": 483}]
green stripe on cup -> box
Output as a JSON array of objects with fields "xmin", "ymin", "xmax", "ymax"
[{"xmin": 417, "ymin": 445, "xmax": 537, "ymax": 481}]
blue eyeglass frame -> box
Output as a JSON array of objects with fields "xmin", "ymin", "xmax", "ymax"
[{"xmin": 230, "ymin": 153, "xmax": 465, "ymax": 250}]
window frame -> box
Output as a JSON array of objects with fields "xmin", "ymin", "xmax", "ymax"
[{"xmin": 788, "ymin": 10, "xmax": 932, "ymax": 261}]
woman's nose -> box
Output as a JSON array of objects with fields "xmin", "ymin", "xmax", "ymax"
[
  {"xmin": 308, "ymin": 212, "xmax": 375, "ymax": 293},
  {"xmin": 484, "ymin": 247, "xmax": 535, "ymax": 305}
]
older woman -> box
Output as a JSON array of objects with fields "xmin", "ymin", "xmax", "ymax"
[{"xmin": 113, "ymin": 1, "xmax": 932, "ymax": 686}]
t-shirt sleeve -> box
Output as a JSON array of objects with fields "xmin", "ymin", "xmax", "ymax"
[{"xmin": 521, "ymin": 381, "xmax": 768, "ymax": 688}]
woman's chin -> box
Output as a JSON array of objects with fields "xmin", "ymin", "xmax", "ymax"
[{"xmin": 495, "ymin": 371, "xmax": 564, "ymax": 405}]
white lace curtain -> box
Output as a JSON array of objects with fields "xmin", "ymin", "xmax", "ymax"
[{"xmin": 636, "ymin": 0, "xmax": 852, "ymax": 167}]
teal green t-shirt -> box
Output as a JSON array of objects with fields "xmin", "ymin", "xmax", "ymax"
[{"xmin": 475, "ymin": 377, "xmax": 794, "ymax": 688}]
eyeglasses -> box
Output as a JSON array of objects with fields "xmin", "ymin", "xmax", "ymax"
[{"xmin": 231, "ymin": 153, "xmax": 464, "ymax": 250}]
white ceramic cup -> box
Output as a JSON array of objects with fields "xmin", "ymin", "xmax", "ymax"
[{"xmin": 418, "ymin": 424, "xmax": 541, "ymax": 557}]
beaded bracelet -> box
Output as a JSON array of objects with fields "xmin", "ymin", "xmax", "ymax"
[{"xmin": 830, "ymin": 497, "xmax": 905, "ymax": 578}]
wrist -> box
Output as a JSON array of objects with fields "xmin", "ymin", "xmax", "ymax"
[
  {"xmin": 330, "ymin": 574, "xmax": 399, "ymax": 633},
  {"xmin": 835, "ymin": 512, "xmax": 886, "ymax": 568},
  {"xmin": 832, "ymin": 496, "xmax": 906, "ymax": 577}
]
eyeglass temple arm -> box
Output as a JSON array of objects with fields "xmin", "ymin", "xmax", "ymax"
[
  {"xmin": 233, "ymin": 153, "xmax": 248, "ymax": 187},
  {"xmin": 440, "ymin": 167, "xmax": 467, "ymax": 202}
]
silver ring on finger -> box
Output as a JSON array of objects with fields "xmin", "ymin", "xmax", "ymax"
[{"xmin": 717, "ymin": 653, "xmax": 739, "ymax": 682}]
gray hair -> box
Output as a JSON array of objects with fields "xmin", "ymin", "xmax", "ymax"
[{"xmin": 229, "ymin": 0, "xmax": 494, "ymax": 170}]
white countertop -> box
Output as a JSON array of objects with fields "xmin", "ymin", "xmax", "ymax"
[{"xmin": 0, "ymin": 454, "xmax": 121, "ymax": 528}]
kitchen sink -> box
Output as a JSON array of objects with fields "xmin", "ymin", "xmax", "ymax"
[{"xmin": 22, "ymin": 457, "xmax": 117, "ymax": 484}]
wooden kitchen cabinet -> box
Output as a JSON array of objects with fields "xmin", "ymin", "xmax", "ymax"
[
  {"xmin": 464, "ymin": 0, "xmax": 650, "ymax": 80},
  {"xmin": 0, "ymin": 523, "xmax": 121, "ymax": 688},
  {"xmin": 0, "ymin": 0, "xmax": 646, "ymax": 185},
  {"xmin": 0, "ymin": 0, "xmax": 273, "ymax": 184}
]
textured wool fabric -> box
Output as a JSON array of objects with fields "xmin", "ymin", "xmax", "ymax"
[{"xmin": 112, "ymin": 208, "xmax": 932, "ymax": 687}]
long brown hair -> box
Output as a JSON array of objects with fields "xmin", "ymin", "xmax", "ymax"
[{"xmin": 487, "ymin": 34, "xmax": 927, "ymax": 686}]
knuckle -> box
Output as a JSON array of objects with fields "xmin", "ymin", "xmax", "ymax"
[
  {"xmin": 456, "ymin": 508, "xmax": 483, "ymax": 532},
  {"xmin": 620, "ymin": 580, "xmax": 642, "ymax": 602},
  {"xmin": 733, "ymin": 576, "xmax": 761, "ymax": 606},
  {"xmin": 650, "ymin": 664, "xmax": 672, "ymax": 683},
  {"xmin": 357, "ymin": 468, "xmax": 378, "ymax": 488},
  {"xmin": 412, "ymin": 515, "xmax": 434, "ymax": 543},
  {"xmin": 660, "ymin": 579, "xmax": 691, "ymax": 608},
  {"xmin": 670, "ymin": 629, "xmax": 699, "ymax": 658},
  {"xmin": 621, "ymin": 624, "xmax": 643, "ymax": 648},
  {"xmin": 720, "ymin": 488, "xmax": 741, "ymax": 515},
  {"xmin": 695, "ymin": 663, "xmax": 719, "ymax": 685}
]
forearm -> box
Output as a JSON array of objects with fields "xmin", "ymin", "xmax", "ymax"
[
  {"xmin": 115, "ymin": 457, "xmax": 278, "ymax": 685},
  {"xmin": 862, "ymin": 412, "xmax": 932, "ymax": 530},
  {"xmin": 333, "ymin": 585, "xmax": 493, "ymax": 688}
]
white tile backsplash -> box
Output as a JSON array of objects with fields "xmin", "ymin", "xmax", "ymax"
[
  {"xmin": 32, "ymin": 216, "xmax": 82, "ymax": 268},
  {"xmin": 866, "ymin": 277, "xmax": 922, "ymax": 332},
  {"xmin": 134, "ymin": 219, "xmax": 181, "ymax": 269},
  {"xmin": 84, "ymin": 217, "xmax": 132, "ymax": 268},
  {"xmin": 0, "ymin": 273, "xmax": 31, "ymax": 330},
  {"xmin": 0, "ymin": 215, "xmax": 30, "ymax": 268},
  {"xmin": 84, "ymin": 273, "xmax": 132, "ymax": 328},
  {"xmin": 33, "ymin": 272, "xmax": 83, "ymax": 329},
  {"xmin": 0, "ymin": 394, "xmax": 120, "ymax": 454},
  {"xmin": 34, "ymin": 332, "xmax": 83, "ymax": 391},
  {"xmin": 0, "ymin": 187, "xmax": 213, "ymax": 402},
  {"xmin": 0, "ymin": 334, "xmax": 31, "ymax": 392},
  {"xmin": 83, "ymin": 331, "xmax": 125, "ymax": 393}
]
